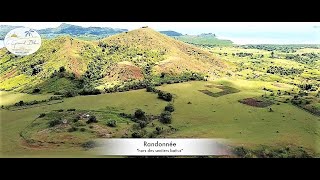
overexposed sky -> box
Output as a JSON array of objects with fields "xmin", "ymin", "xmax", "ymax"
[
  {"xmin": 0, "ymin": 22, "xmax": 319, "ymax": 44},
  {"xmin": 0, "ymin": 22, "xmax": 318, "ymax": 33}
]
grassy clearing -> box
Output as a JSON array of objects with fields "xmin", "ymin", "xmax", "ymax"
[
  {"xmin": 198, "ymin": 85, "xmax": 240, "ymax": 97},
  {"xmin": 0, "ymin": 89, "xmax": 167, "ymax": 157},
  {"xmin": 157, "ymin": 80, "xmax": 320, "ymax": 155},
  {"xmin": 0, "ymin": 91, "xmax": 52, "ymax": 106}
]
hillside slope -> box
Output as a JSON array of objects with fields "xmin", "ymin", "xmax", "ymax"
[
  {"xmin": 100, "ymin": 28, "xmax": 228, "ymax": 75},
  {"xmin": 0, "ymin": 28, "xmax": 231, "ymax": 93}
]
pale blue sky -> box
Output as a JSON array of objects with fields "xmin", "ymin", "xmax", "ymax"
[{"xmin": 0, "ymin": 22, "xmax": 319, "ymax": 44}]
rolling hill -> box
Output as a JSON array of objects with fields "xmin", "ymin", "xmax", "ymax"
[{"xmin": 0, "ymin": 27, "xmax": 230, "ymax": 93}]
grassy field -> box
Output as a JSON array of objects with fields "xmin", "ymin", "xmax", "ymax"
[
  {"xmin": 0, "ymin": 91, "xmax": 52, "ymax": 106},
  {"xmin": 157, "ymin": 80, "xmax": 320, "ymax": 154},
  {"xmin": 0, "ymin": 89, "xmax": 167, "ymax": 157},
  {"xmin": 1, "ymin": 79, "xmax": 319, "ymax": 157},
  {"xmin": 1, "ymin": 31, "xmax": 319, "ymax": 158}
]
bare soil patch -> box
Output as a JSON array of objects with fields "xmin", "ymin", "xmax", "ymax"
[{"xmin": 239, "ymin": 98, "xmax": 274, "ymax": 108}]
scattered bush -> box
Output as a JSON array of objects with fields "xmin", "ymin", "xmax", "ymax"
[
  {"xmin": 38, "ymin": 113, "xmax": 46, "ymax": 118},
  {"xmin": 73, "ymin": 115, "xmax": 81, "ymax": 122},
  {"xmin": 233, "ymin": 145, "xmax": 313, "ymax": 158},
  {"xmin": 159, "ymin": 111, "xmax": 172, "ymax": 124},
  {"xmin": 119, "ymin": 113, "xmax": 133, "ymax": 119},
  {"xmin": 49, "ymin": 96, "xmax": 63, "ymax": 101},
  {"xmin": 80, "ymin": 128, "xmax": 86, "ymax": 132},
  {"xmin": 107, "ymin": 120, "xmax": 117, "ymax": 127},
  {"xmin": 81, "ymin": 141, "xmax": 96, "ymax": 149},
  {"xmin": 233, "ymin": 146, "xmax": 251, "ymax": 157},
  {"xmin": 158, "ymin": 91, "xmax": 173, "ymax": 101},
  {"xmin": 132, "ymin": 131, "xmax": 144, "ymax": 138},
  {"xmin": 33, "ymin": 88, "xmax": 41, "ymax": 93},
  {"xmin": 156, "ymin": 126, "xmax": 163, "ymax": 134},
  {"xmin": 134, "ymin": 109, "xmax": 146, "ymax": 120},
  {"xmin": 14, "ymin": 99, "xmax": 49, "ymax": 106},
  {"xmin": 59, "ymin": 66, "xmax": 66, "ymax": 73},
  {"xmin": 64, "ymin": 90, "xmax": 78, "ymax": 97},
  {"xmin": 49, "ymin": 119, "xmax": 62, "ymax": 127},
  {"xmin": 146, "ymin": 86, "xmax": 156, "ymax": 92},
  {"xmin": 15, "ymin": 101, "xmax": 25, "ymax": 106},
  {"xmin": 86, "ymin": 115, "xmax": 98, "ymax": 124},
  {"xmin": 53, "ymin": 90, "xmax": 77, "ymax": 97},
  {"xmin": 57, "ymin": 109, "xmax": 64, "ymax": 112},
  {"xmin": 138, "ymin": 120, "xmax": 147, "ymax": 128},
  {"xmin": 165, "ymin": 103, "xmax": 175, "ymax": 112},
  {"xmin": 67, "ymin": 108, "xmax": 76, "ymax": 111}
]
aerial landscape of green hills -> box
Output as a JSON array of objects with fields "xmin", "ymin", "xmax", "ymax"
[
  {"xmin": 0, "ymin": 24, "xmax": 319, "ymax": 158},
  {"xmin": 0, "ymin": 27, "xmax": 230, "ymax": 94}
]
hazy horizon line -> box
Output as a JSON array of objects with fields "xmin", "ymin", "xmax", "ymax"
[{"xmin": 0, "ymin": 22, "xmax": 319, "ymax": 45}]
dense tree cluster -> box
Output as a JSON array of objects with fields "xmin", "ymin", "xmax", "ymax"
[
  {"xmin": 50, "ymin": 66, "xmax": 76, "ymax": 80},
  {"xmin": 235, "ymin": 52, "xmax": 253, "ymax": 58},
  {"xmin": 54, "ymin": 89, "xmax": 78, "ymax": 97},
  {"xmin": 14, "ymin": 99, "xmax": 47, "ymax": 106},
  {"xmin": 82, "ymin": 57, "xmax": 104, "ymax": 85},
  {"xmin": 266, "ymin": 66, "xmax": 303, "ymax": 76},
  {"xmin": 155, "ymin": 72, "xmax": 205, "ymax": 85},
  {"xmin": 78, "ymin": 88, "xmax": 101, "ymax": 95},
  {"xmin": 242, "ymin": 44, "xmax": 320, "ymax": 53},
  {"xmin": 104, "ymin": 80, "xmax": 147, "ymax": 93},
  {"xmin": 285, "ymin": 53, "xmax": 319, "ymax": 64},
  {"xmin": 299, "ymin": 84, "xmax": 313, "ymax": 91},
  {"xmin": 20, "ymin": 59, "xmax": 45, "ymax": 76}
]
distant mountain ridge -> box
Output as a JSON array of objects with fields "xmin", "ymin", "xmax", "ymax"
[
  {"xmin": 0, "ymin": 25, "xmax": 24, "ymax": 39},
  {"xmin": 159, "ymin": 31, "xmax": 183, "ymax": 36},
  {"xmin": 0, "ymin": 24, "xmax": 233, "ymax": 46},
  {"xmin": 159, "ymin": 31, "xmax": 233, "ymax": 47},
  {"xmin": 0, "ymin": 23, "xmax": 128, "ymax": 40},
  {"xmin": 174, "ymin": 33, "xmax": 233, "ymax": 47},
  {"xmin": 38, "ymin": 23, "xmax": 128, "ymax": 36}
]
